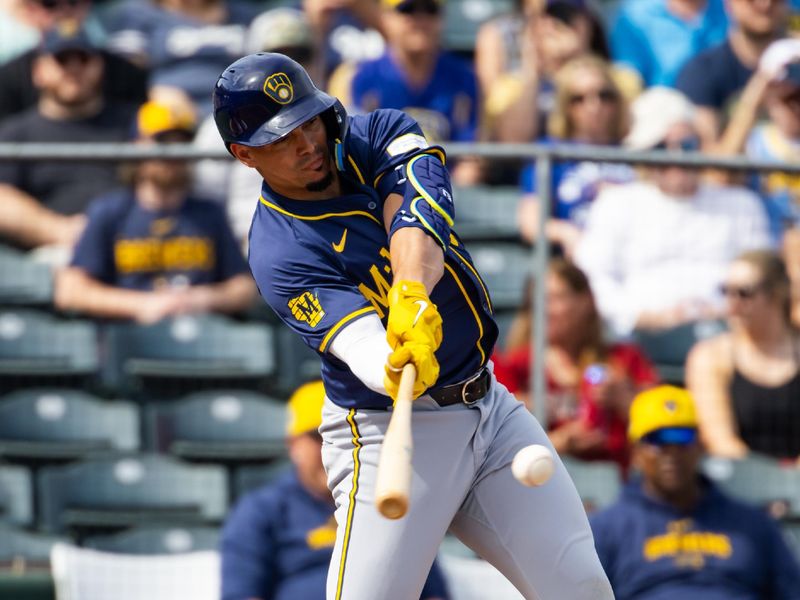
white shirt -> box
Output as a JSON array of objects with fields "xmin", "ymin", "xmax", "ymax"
[{"xmin": 575, "ymin": 181, "xmax": 772, "ymax": 335}]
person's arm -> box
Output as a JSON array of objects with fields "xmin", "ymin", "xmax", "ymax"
[
  {"xmin": 179, "ymin": 274, "xmax": 257, "ymax": 315},
  {"xmin": 55, "ymin": 267, "xmax": 184, "ymax": 323},
  {"xmin": 685, "ymin": 337, "xmax": 749, "ymax": 458},
  {"xmin": 715, "ymin": 70, "xmax": 771, "ymax": 156},
  {"xmin": 0, "ymin": 184, "xmax": 85, "ymax": 248}
]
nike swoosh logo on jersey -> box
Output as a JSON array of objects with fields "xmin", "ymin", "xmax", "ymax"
[
  {"xmin": 413, "ymin": 299, "xmax": 428, "ymax": 325},
  {"xmin": 332, "ymin": 229, "xmax": 348, "ymax": 253}
]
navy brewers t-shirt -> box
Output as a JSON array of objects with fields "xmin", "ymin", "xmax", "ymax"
[
  {"xmin": 71, "ymin": 189, "xmax": 248, "ymax": 290},
  {"xmin": 676, "ymin": 39, "xmax": 753, "ymax": 111}
]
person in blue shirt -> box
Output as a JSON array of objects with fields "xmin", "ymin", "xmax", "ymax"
[
  {"xmin": 610, "ymin": 0, "xmax": 729, "ymax": 88},
  {"xmin": 590, "ymin": 385, "xmax": 800, "ymax": 600},
  {"xmin": 55, "ymin": 100, "xmax": 256, "ymax": 323},
  {"xmin": 221, "ymin": 381, "xmax": 449, "ymax": 600}
]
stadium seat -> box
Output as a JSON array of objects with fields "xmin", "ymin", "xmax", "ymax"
[
  {"xmin": 0, "ymin": 245, "xmax": 52, "ymax": 307},
  {"xmin": 0, "ymin": 524, "xmax": 65, "ymax": 567},
  {"xmin": 145, "ymin": 390, "xmax": 287, "ymax": 462},
  {"xmin": 102, "ymin": 314, "xmax": 275, "ymax": 397},
  {"xmin": 443, "ymin": 0, "xmax": 515, "ymax": 51},
  {"xmin": 50, "ymin": 543, "xmax": 220, "ymax": 600},
  {"xmin": 467, "ymin": 243, "xmax": 531, "ymax": 311},
  {"xmin": 561, "ymin": 458, "xmax": 622, "ymax": 513},
  {"xmin": 0, "ymin": 309, "xmax": 98, "ymax": 391},
  {"xmin": 633, "ymin": 319, "xmax": 727, "ymax": 385},
  {"xmin": 37, "ymin": 453, "xmax": 228, "ymax": 534},
  {"xmin": 438, "ymin": 554, "xmax": 523, "ymax": 600},
  {"xmin": 0, "ymin": 464, "xmax": 33, "ymax": 527},
  {"xmin": 453, "ymin": 186, "xmax": 521, "ymax": 241},
  {"xmin": 83, "ymin": 526, "xmax": 219, "ymax": 555},
  {"xmin": 0, "ymin": 389, "xmax": 139, "ymax": 462},
  {"xmin": 233, "ymin": 459, "xmax": 292, "ymax": 500},
  {"xmin": 272, "ymin": 326, "xmax": 322, "ymax": 395},
  {"xmin": 702, "ymin": 454, "xmax": 800, "ymax": 520}
]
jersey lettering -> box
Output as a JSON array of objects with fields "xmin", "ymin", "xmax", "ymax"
[
  {"xmin": 357, "ymin": 247, "xmax": 391, "ymax": 318},
  {"xmin": 114, "ymin": 237, "xmax": 215, "ymax": 274},
  {"xmin": 288, "ymin": 291, "xmax": 326, "ymax": 327}
]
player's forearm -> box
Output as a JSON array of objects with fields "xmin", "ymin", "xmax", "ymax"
[
  {"xmin": 55, "ymin": 267, "xmax": 155, "ymax": 319},
  {"xmin": 389, "ymin": 227, "xmax": 444, "ymax": 294},
  {"xmin": 0, "ymin": 184, "xmax": 76, "ymax": 247}
]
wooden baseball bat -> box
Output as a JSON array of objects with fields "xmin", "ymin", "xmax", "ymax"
[{"xmin": 375, "ymin": 363, "xmax": 416, "ymax": 519}]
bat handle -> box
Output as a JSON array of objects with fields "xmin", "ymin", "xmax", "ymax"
[{"xmin": 375, "ymin": 363, "xmax": 416, "ymax": 519}]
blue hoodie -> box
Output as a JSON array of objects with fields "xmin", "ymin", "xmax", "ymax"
[{"xmin": 590, "ymin": 476, "xmax": 800, "ymax": 600}]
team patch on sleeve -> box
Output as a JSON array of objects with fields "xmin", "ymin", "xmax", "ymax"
[
  {"xmin": 288, "ymin": 291, "xmax": 326, "ymax": 327},
  {"xmin": 386, "ymin": 133, "xmax": 429, "ymax": 157}
]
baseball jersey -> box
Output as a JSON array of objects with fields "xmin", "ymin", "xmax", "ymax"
[
  {"xmin": 221, "ymin": 469, "xmax": 448, "ymax": 600},
  {"xmin": 590, "ymin": 477, "xmax": 800, "ymax": 600},
  {"xmin": 349, "ymin": 53, "xmax": 478, "ymax": 143},
  {"xmin": 71, "ymin": 189, "xmax": 248, "ymax": 290},
  {"xmin": 248, "ymin": 109, "xmax": 497, "ymax": 409}
]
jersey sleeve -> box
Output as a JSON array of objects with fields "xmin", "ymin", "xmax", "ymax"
[
  {"xmin": 70, "ymin": 195, "xmax": 118, "ymax": 283},
  {"xmin": 250, "ymin": 242, "xmax": 376, "ymax": 354}
]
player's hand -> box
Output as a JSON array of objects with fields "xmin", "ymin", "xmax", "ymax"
[
  {"xmin": 384, "ymin": 342, "xmax": 440, "ymax": 401},
  {"xmin": 385, "ymin": 280, "xmax": 443, "ymax": 351}
]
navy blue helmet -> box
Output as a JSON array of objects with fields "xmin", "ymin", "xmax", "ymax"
[{"xmin": 213, "ymin": 53, "xmax": 347, "ymax": 149}]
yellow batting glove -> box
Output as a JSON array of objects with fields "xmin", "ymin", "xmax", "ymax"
[
  {"xmin": 385, "ymin": 280, "xmax": 443, "ymax": 351},
  {"xmin": 384, "ymin": 342, "xmax": 440, "ymax": 401}
]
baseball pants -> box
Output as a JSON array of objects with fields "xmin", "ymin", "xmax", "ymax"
[{"xmin": 320, "ymin": 374, "xmax": 614, "ymax": 600}]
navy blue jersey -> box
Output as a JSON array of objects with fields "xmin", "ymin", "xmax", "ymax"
[
  {"xmin": 221, "ymin": 469, "xmax": 449, "ymax": 600},
  {"xmin": 248, "ymin": 109, "xmax": 497, "ymax": 409},
  {"xmin": 71, "ymin": 189, "xmax": 248, "ymax": 290},
  {"xmin": 590, "ymin": 477, "xmax": 800, "ymax": 600}
]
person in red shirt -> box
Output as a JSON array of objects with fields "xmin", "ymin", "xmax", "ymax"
[{"xmin": 494, "ymin": 257, "xmax": 658, "ymax": 469}]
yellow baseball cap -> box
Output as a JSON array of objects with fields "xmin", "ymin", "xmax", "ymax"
[
  {"xmin": 286, "ymin": 380, "xmax": 326, "ymax": 437},
  {"xmin": 628, "ymin": 385, "xmax": 698, "ymax": 443},
  {"xmin": 136, "ymin": 101, "xmax": 196, "ymax": 140}
]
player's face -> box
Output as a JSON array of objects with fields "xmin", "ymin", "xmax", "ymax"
[
  {"xmin": 33, "ymin": 50, "xmax": 104, "ymax": 107},
  {"xmin": 232, "ymin": 116, "xmax": 337, "ymax": 199},
  {"xmin": 288, "ymin": 432, "xmax": 331, "ymax": 501}
]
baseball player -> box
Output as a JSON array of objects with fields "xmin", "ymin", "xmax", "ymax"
[{"xmin": 212, "ymin": 53, "xmax": 614, "ymax": 600}]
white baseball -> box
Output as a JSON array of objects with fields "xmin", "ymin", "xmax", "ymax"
[{"xmin": 511, "ymin": 444, "xmax": 554, "ymax": 487}]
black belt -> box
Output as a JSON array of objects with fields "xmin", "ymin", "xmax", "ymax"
[{"xmin": 428, "ymin": 367, "xmax": 491, "ymax": 407}]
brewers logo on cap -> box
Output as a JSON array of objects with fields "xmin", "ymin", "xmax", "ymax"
[{"xmin": 264, "ymin": 72, "xmax": 294, "ymax": 104}]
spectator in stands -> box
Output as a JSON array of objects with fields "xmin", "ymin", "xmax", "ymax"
[
  {"xmin": 676, "ymin": 0, "xmax": 789, "ymax": 147},
  {"xmin": 103, "ymin": 0, "xmax": 259, "ymax": 115},
  {"xmin": 715, "ymin": 38, "xmax": 800, "ymax": 243},
  {"xmin": 516, "ymin": 55, "xmax": 635, "ymax": 255},
  {"xmin": 610, "ymin": 0, "xmax": 728, "ymax": 88},
  {"xmin": 55, "ymin": 100, "xmax": 255, "ymax": 324},
  {"xmin": 0, "ymin": 1, "xmax": 146, "ymax": 120},
  {"xmin": 0, "ymin": 0, "xmax": 103, "ymax": 64},
  {"xmin": 481, "ymin": 0, "xmax": 613, "ymax": 145},
  {"xmin": 221, "ymin": 380, "xmax": 449, "ymax": 600},
  {"xmin": 0, "ymin": 21, "xmax": 137, "ymax": 252},
  {"xmin": 492, "ymin": 258, "xmax": 658, "ymax": 469},
  {"xmin": 342, "ymin": 0, "xmax": 481, "ymax": 184},
  {"xmin": 686, "ymin": 250, "xmax": 800, "ymax": 460},
  {"xmin": 575, "ymin": 88, "xmax": 771, "ymax": 337},
  {"xmin": 590, "ymin": 384, "xmax": 800, "ymax": 600}
]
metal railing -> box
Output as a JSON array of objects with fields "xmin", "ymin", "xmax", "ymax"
[{"xmin": 3, "ymin": 141, "xmax": 800, "ymax": 427}]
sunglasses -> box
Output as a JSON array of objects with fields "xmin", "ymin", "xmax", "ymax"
[
  {"xmin": 568, "ymin": 89, "xmax": 617, "ymax": 106},
  {"xmin": 38, "ymin": 0, "xmax": 85, "ymax": 8},
  {"xmin": 653, "ymin": 135, "xmax": 701, "ymax": 152},
  {"xmin": 719, "ymin": 283, "xmax": 764, "ymax": 300},
  {"xmin": 54, "ymin": 49, "xmax": 93, "ymax": 66},
  {"xmin": 396, "ymin": 1, "xmax": 441, "ymax": 16},
  {"xmin": 641, "ymin": 427, "xmax": 698, "ymax": 446}
]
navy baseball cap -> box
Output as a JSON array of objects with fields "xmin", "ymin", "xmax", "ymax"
[{"xmin": 40, "ymin": 20, "xmax": 97, "ymax": 55}]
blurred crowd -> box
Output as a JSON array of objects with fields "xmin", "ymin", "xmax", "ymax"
[{"xmin": 1, "ymin": 0, "xmax": 800, "ymax": 597}]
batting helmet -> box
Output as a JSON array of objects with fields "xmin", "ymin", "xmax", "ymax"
[{"xmin": 212, "ymin": 52, "xmax": 347, "ymax": 148}]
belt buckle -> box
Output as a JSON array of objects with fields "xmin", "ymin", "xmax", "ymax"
[{"xmin": 461, "ymin": 369, "xmax": 485, "ymax": 406}]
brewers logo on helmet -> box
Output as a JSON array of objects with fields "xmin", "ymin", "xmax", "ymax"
[{"xmin": 212, "ymin": 53, "xmax": 347, "ymax": 150}]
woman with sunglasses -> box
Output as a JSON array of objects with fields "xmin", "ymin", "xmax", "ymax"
[
  {"xmin": 686, "ymin": 249, "xmax": 800, "ymax": 461},
  {"xmin": 517, "ymin": 54, "xmax": 635, "ymax": 256}
]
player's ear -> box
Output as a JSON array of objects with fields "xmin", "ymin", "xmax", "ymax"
[{"xmin": 230, "ymin": 143, "xmax": 258, "ymax": 167}]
